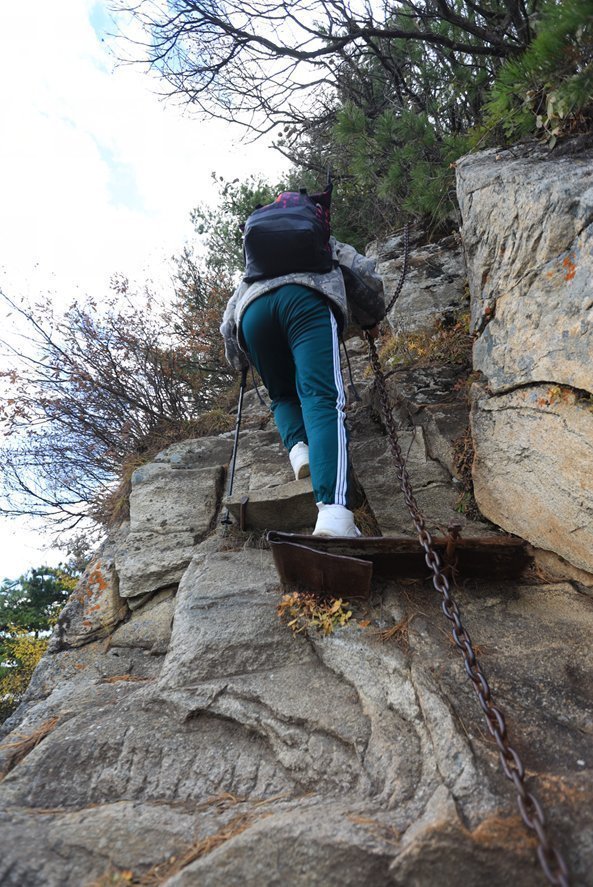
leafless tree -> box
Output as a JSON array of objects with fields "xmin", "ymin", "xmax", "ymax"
[
  {"xmin": 0, "ymin": 273, "xmax": 233, "ymax": 526},
  {"xmin": 115, "ymin": 0, "xmax": 535, "ymax": 135}
]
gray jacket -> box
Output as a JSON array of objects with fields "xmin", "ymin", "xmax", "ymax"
[{"xmin": 220, "ymin": 239, "xmax": 385, "ymax": 370}]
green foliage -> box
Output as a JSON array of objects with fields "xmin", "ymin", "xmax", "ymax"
[
  {"xmin": 125, "ymin": 0, "xmax": 593, "ymax": 247},
  {"xmin": 486, "ymin": 0, "xmax": 593, "ymax": 144},
  {"xmin": 191, "ymin": 175, "xmax": 285, "ymax": 276},
  {"xmin": 0, "ymin": 628, "xmax": 48, "ymax": 723},
  {"xmin": 333, "ymin": 105, "xmax": 477, "ymax": 237},
  {"xmin": 0, "ymin": 564, "xmax": 79, "ymax": 722},
  {"xmin": 0, "ymin": 565, "xmax": 75, "ymax": 634},
  {"xmin": 281, "ymin": 1, "xmax": 592, "ymax": 239},
  {"xmin": 283, "ymin": 18, "xmax": 498, "ymax": 242}
]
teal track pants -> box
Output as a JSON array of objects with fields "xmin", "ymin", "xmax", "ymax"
[{"xmin": 240, "ymin": 284, "xmax": 350, "ymax": 506}]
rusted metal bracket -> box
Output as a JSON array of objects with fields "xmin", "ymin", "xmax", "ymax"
[
  {"xmin": 239, "ymin": 496, "xmax": 249, "ymax": 532},
  {"xmin": 267, "ymin": 531, "xmax": 531, "ymax": 600},
  {"xmin": 442, "ymin": 521, "xmax": 463, "ymax": 580},
  {"xmin": 269, "ymin": 536, "xmax": 373, "ymax": 599}
]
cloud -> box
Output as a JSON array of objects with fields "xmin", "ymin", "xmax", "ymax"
[
  {"xmin": 0, "ymin": 0, "xmax": 287, "ymax": 576},
  {"xmin": 0, "ymin": 0, "xmax": 286, "ymax": 301}
]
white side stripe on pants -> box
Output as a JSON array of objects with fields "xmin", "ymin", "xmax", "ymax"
[{"xmin": 329, "ymin": 310, "xmax": 348, "ymax": 506}]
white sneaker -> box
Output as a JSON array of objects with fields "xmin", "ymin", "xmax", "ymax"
[
  {"xmin": 313, "ymin": 503, "xmax": 361, "ymax": 538},
  {"xmin": 289, "ymin": 442, "xmax": 310, "ymax": 480}
]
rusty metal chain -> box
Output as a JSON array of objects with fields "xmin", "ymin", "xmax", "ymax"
[
  {"xmin": 384, "ymin": 224, "xmax": 410, "ymax": 314},
  {"xmin": 365, "ymin": 332, "xmax": 570, "ymax": 887}
]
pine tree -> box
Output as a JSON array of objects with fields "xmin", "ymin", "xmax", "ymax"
[{"xmin": 487, "ymin": 0, "xmax": 593, "ymax": 145}]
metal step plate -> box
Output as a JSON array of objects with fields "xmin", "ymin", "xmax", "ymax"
[{"xmin": 267, "ymin": 532, "xmax": 532, "ymax": 598}]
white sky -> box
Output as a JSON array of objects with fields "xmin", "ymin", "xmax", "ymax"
[{"xmin": 0, "ymin": 0, "xmax": 287, "ymax": 579}]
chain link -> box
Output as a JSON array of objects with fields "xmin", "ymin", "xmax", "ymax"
[
  {"xmin": 384, "ymin": 224, "xmax": 410, "ymax": 315},
  {"xmin": 366, "ymin": 332, "xmax": 569, "ymax": 886}
]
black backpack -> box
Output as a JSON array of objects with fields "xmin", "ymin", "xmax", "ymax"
[{"xmin": 242, "ymin": 187, "xmax": 333, "ymax": 283}]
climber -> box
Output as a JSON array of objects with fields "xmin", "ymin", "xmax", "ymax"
[{"xmin": 220, "ymin": 195, "xmax": 385, "ymax": 538}]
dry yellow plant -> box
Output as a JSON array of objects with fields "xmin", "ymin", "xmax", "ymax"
[{"xmin": 277, "ymin": 591, "xmax": 353, "ymax": 636}]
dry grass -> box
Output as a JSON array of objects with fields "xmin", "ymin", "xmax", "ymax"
[
  {"xmin": 91, "ymin": 453, "xmax": 149, "ymax": 527},
  {"xmin": 378, "ymin": 311, "xmax": 473, "ymax": 371},
  {"xmin": 87, "ymin": 794, "xmax": 278, "ymax": 886},
  {"xmin": 452, "ymin": 425, "xmax": 482, "ymax": 520},
  {"xmin": 353, "ymin": 500, "xmax": 381, "ymax": 537},
  {"xmin": 0, "ymin": 717, "xmax": 60, "ymax": 780},
  {"xmin": 371, "ymin": 614, "xmax": 412, "ymax": 651},
  {"xmin": 98, "ymin": 675, "xmax": 155, "ymax": 685},
  {"xmin": 357, "ymin": 589, "xmax": 432, "ymax": 653},
  {"xmin": 217, "ymin": 526, "xmax": 271, "ymax": 552},
  {"xmin": 191, "ymin": 408, "xmax": 236, "ymax": 436},
  {"xmin": 135, "ymin": 811, "xmax": 264, "ymax": 885}
]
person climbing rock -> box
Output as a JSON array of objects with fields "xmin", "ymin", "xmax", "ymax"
[{"xmin": 220, "ymin": 202, "xmax": 385, "ymax": 538}]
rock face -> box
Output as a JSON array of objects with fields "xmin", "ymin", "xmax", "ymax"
[
  {"xmin": 225, "ymin": 427, "xmax": 317, "ymax": 531},
  {"xmin": 368, "ymin": 232, "xmax": 467, "ymax": 332},
  {"xmin": 457, "ymin": 141, "xmax": 593, "ymax": 575},
  {"xmin": 2, "ymin": 145, "xmax": 593, "ymax": 885},
  {"xmin": 1, "ymin": 533, "xmax": 592, "ymax": 885},
  {"xmin": 49, "ymin": 534, "xmax": 128, "ymax": 650},
  {"xmin": 349, "ymin": 372, "xmax": 490, "ymax": 539},
  {"xmin": 115, "ymin": 435, "xmax": 233, "ymax": 604},
  {"xmin": 471, "ymin": 382, "xmax": 593, "ymax": 574},
  {"xmin": 2, "ymin": 343, "xmax": 592, "ymax": 886},
  {"xmin": 457, "ymin": 143, "xmax": 593, "ymax": 389}
]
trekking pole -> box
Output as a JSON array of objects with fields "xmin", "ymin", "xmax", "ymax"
[{"xmin": 221, "ymin": 366, "xmax": 248, "ymax": 525}]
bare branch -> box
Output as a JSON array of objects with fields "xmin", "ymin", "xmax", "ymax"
[{"xmin": 113, "ymin": 0, "xmax": 533, "ymax": 134}]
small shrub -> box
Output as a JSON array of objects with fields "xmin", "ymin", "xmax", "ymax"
[
  {"xmin": 379, "ymin": 312, "xmax": 472, "ymax": 370},
  {"xmin": 452, "ymin": 426, "xmax": 482, "ymax": 520},
  {"xmin": 0, "ymin": 629, "xmax": 48, "ymax": 723},
  {"xmin": 277, "ymin": 592, "xmax": 352, "ymax": 636}
]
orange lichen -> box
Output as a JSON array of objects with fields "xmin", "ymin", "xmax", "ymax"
[
  {"xmin": 470, "ymin": 815, "xmax": 538, "ymax": 853},
  {"xmin": 87, "ymin": 562, "xmax": 109, "ymax": 595},
  {"xmin": 537, "ymin": 385, "xmax": 576, "ymax": 408},
  {"xmin": 562, "ymin": 253, "xmax": 577, "ymax": 282}
]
